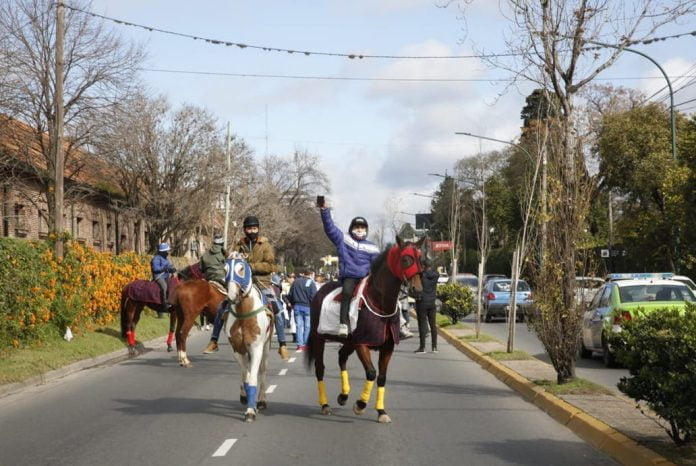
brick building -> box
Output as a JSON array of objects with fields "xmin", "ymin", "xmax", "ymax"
[{"xmin": 0, "ymin": 117, "xmax": 217, "ymax": 257}]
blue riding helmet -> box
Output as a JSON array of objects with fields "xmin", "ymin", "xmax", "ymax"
[
  {"xmin": 158, "ymin": 243, "xmax": 171, "ymax": 252},
  {"xmin": 271, "ymin": 273, "xmax": 282, "ymax": 287}
]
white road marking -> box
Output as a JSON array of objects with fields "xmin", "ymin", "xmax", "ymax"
[
  {"xmin": 212, "ymin": 439, "xmax": 237, "ymax": 457},
  {"xmin": 266, "ymin": 384, "xmax": 277, "ymax": 394},
  {"xmin": 288, "ymin": 357, "xmax": 296, "ymax": 363},
  {"xmin": 278, "ymin": 368, "xmax": 288, "ymax": 376}
]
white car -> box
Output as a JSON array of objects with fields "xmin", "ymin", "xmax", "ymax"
[{"xmin": 575, "ymin": 276, "xmax": 604, "ymax": 305}]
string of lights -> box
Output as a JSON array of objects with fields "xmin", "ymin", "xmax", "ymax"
[{"xmin": 62, "ymin": 3, "xmax": 696, "ymax": 61}]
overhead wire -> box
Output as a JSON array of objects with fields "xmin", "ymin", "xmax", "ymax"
[{"xmin": 62, "ymin": 2, "xmax": 696, "ymax": 61}]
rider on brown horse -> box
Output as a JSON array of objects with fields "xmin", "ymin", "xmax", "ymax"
[
  {"xmin": 319, "ymin": 201, "xmax": 380, "ymax": 337},
  {"xmin": 151, "ymin": 242, "xmax": 176, "ymax": 316}
]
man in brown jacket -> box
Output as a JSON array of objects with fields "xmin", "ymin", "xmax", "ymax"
[{"xmin": 203, "ymin": 216, "xmax": 289, "ymax": 360}]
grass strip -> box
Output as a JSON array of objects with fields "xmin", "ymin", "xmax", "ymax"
[
  {"xmin": 460, "ymin": 333, "xmax": 498, "ymax": 343},
  {"xmin": 487, "ymin": 350, "xmax": 534, "ymax": 361},
  {"xmin": 533, "ymin": 378, "xmax": 614, "ymax": 396},
  {"xmin": 0, "ymin": 310, "xmax": 173, "ymax": 385}
]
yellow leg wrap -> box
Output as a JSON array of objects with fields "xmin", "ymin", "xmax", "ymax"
[
  {"xmin": 360, "ymin": 380, "xmax": 374, "ymax": 403},
  {"xmin": 318, "ymin": 381, "xmax": 328, "ymax": 406},
  {"xmin": 376, "ymin": 387, "xmax": 385, "ymax": 410},
  {"xmin": 341, "ymin": 370, "xmax": 350, "ymax": 395}
]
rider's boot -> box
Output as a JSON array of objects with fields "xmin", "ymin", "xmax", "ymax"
[{"xmin": 203, "ymin": 340, "xmax": 219, "ymax": 353}]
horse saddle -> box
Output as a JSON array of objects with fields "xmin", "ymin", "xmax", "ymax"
[
  {"xmin": 209, "ymin": 281, "xmax": 227, "ymax": 296},
  {"xmin": 127, "ymin": 277, "xmax": 179, "ymax": 305},
  {"xmin": 317, "ymin": 277, "xmax": 368, "ymax": 336}
]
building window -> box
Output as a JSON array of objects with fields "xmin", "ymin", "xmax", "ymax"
[
  {"xmin": 14, "ymin": 204, "xmax": 28, "ymax": 236},
  {"xmin": 75, "ymin": 217, "xmax": 84, "ymax": 241},
  {"xmin": 38, "ymin": 210, "xmax": 49, "ymax": 238},
  {"xmin": 92, "ymin": 221, "xmax": 101, "ymax": 246}
]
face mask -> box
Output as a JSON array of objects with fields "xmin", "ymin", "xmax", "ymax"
[
  {"xmin": 246, "ymin": 232, "xmax": 258, "ymax": 242},
  {"xmin": 351, "ymin": 228, "xmax": 366, "ymax": 240}
]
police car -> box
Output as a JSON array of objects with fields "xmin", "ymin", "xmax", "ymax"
[{"xmin": 580, "ymin": 273, "xmax": 696, "ymax": 367}]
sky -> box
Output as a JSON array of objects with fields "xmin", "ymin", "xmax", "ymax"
[{"xmin": 88, "ymin": 0, "xmax": 696, "ymax": 230}]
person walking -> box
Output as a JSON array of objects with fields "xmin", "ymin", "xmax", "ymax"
[
  {"xmin": 288, "ymin": 269, "xmax": 317, "ymax": 351},
  {"xmin": 415, "ymin": 259, "xmax": 439, "ymax": 353}
]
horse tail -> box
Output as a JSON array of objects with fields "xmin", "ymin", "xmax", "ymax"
[{"xmin": 120, "ymin": 285, "xmax": 129, "ymax": 338}]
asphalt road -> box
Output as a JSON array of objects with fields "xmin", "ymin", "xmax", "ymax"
[
  {"xmin": 462, "ymin": 315, "xmax": 630, "ymax": 391},
  {"xmin": 0, "ymin": 328, "xmax": 615, "ymax": 465}
]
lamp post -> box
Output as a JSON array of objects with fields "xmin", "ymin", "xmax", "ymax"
[
  {"xmin": 580, "ymin": 39, "xmax": 680, "ymax": 272},
  {"xmin": 455, "ymin": 131, "xmax": 547, "ymax": 266}
]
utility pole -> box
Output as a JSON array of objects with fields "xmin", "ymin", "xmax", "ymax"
[
  {"xmin": 54, "ymin": 1, "xmax": 65, "ymax": 258},
  {"xmin": 539, "ymin": 145, "xmax": 547, "ymax": 266},
  {"xmin": 223, "ymin": 122, "xmax": 232, "ymax": 248}
]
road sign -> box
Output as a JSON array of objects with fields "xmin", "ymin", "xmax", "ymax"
[
  {"xmin": 601, "ymin": 249, "xmax": 609, "ymax": 258},
  {"xmin": 431, "ymin": 240, "xmax": 453, "ymax": 251}
]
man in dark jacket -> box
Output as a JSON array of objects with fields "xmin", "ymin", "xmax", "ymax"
[
  {"xmin": 320, "ymin": 205, "xmax": 380, "ymax": 337},
  {"xmin": 288, "ymin": 269, "xmax": 317, "ymax": 351},
  {"xmin": 151, "ymin": 242, "xmax": 176, "ymax": 317},
  {"xmin": 415, "ymin": 259, "xmax": 439, "ymax": 353}
]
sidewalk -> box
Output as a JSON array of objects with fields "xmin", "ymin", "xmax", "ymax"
[{"xmin": 440, "ymin": 326, "xmax": 695, "ymax": 466}]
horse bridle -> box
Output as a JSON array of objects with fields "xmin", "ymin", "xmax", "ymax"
[{"xmin": 386, "ymin": 244, "xmax": 424, "ymax": 286}]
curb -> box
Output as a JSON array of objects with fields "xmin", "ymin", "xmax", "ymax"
[
  {"xmin": 438, "ymin": 326, "xmax": 674, "ymax": 466},
  {"xmin": 0, "ymin": 333, "xmax": 173, "ymax": 399}
]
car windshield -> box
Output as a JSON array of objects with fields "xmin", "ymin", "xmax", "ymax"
[
  {"xmin": 618, "ymin": 284, "xmax": 695, "ymax": 303},
  {"xmin": 492, "ymin": 281, "xmax": 530, "ymax": 292},
  {"xmin": 456, "ymin": 277, "xmax": 478, "ymax": 287},
  {"xmin": 577, "ymin": 279, "xmax": 603, "ymax": 289}
]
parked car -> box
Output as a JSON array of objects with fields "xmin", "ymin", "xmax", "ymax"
[
  {"xmin": 483, "ymin": 274, "xmax": 507, "ymax": 285},
  {"xmin": 575, "ymin": 276, "xmax": 604, "ymax": 305},
  {"xmin": 451, "ymin": 273, "xmax": 479, "ymax": 295},
  {"xmin": 580, "ymin": 277, "xmax": 695, "ymax": 367},
  {"xmin": 673, "ymin": 275, "xmax": 696, "ymax": 292},
  {"xmin": 481, "ymin": 278, "xmax": 533, "ymax": 322}
]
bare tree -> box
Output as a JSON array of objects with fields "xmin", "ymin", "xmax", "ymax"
[
  {"xmin": 496, "ymin": 0, "xmax": 696, "ymax": 383},
  {"xmin": 97, "ymin": 94, "xmax": 225, "ymax": 253},
  {"xmin": 0, "ymin": 0, "xmax": 143, "ymax": 255}
]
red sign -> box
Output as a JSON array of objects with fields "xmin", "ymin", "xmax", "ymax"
[{"xmin": 431, "ymin": 240, "xmax": 453, "ymax": 252}]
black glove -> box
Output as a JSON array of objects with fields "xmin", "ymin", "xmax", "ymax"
[{"xmin": 168, "ymin": 266, "xmax": 177, "ymax": 273}]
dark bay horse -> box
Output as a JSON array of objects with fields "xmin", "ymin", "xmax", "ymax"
[
  {"xmin": 306, "ymin": 236, "xmax": 425, "ymax": 423},
  {"xmin": 119, "ymin": 263, "xmax": 205, "ymax": 355}
]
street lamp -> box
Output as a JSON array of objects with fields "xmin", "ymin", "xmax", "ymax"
[{"xmin": 410, "ymin": 192, "xmax": 436, "ymax": 199}]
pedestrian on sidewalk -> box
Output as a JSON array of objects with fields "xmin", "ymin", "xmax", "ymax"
[
  {"xmin": 415, "ymin": 259, "xmax": 439, "ymax": 353},
  {"xmin": 288, "ymin": 268, "xmax": 317, "ymax": 352}
]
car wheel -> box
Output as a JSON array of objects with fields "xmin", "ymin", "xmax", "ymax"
[
  {"xmin": 516, "ymin": 312, "xmax": 524, "ymax": 323},
  {"xmin": 579, "ymin": 341, "xmax": 592, "ymax": 359},
  {"xmin": 484, "ymin": 312, "xmax": 492, "ymax": 323},
  {"xmin": 601, "ymin": 336, "xmax": 617, "ymax": 368}
]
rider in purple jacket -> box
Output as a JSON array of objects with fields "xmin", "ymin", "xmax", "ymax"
[{"xmin": 320, "ymin": 206, "xmax": 380, "ymax": 337}]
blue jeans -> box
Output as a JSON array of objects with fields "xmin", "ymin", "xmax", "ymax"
[
  {"xmin": 210, "ymin": 301, "xmax": 227, "ymax": 342},
  {"xmin": 294, "ymin": 304, "xmax": 310, "ymax": 346},
  {"xmin": 274, "ymin": 306, "xmax": 286, "ymax": 344}
]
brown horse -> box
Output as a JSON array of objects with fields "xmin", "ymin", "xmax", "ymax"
[
  {"xmin": 119, "ymin": 264, "xmax": 205, "ymax": 355},
  {"xmin": 171, "ymin": 279, "xmax": 227, "ymax": 368},
  {"xmin": 305, "ymin": 236, "xmax": 425, "ymax": 423}
]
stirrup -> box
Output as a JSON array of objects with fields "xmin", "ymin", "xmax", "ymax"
[{"xmin": 337, "ymin": 324, "xmax": 349, "ymax": 338}]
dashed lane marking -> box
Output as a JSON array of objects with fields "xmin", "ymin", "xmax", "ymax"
[
  {"xmin": 212, "ymin": 439, "xmax": 237, "ymax": 457},
  {"xmin": 288, "ymin": 357, "xmax": 296, "ymax": 363},
  {"xmin": 266, "ymin": 384, "xmax": 277, "ymax": 394},
  {"xmin": 278, "ymin": 368, "xmax": 288, "ymax": 376}
]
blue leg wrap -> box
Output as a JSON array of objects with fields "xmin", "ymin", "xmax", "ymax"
[
  {"xmin": 246, "ymin": 385, "xmax": 257, "ymax": 409},
  {"xmin": 244, "ymin": 382, "xmax": 249, "ymax": 395}
]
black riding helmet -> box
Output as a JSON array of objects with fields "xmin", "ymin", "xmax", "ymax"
[
  {"xmin": 349, "ymin": 216, "xmax": 369, "ymax": 232},
  {"xmin": 243, "ymin": 216, "xmax": 260, "ymax": 229}
]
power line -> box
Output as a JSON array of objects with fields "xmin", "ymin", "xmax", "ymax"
[
  {"xmin": 141, "ymin": 67, "xmax": 696, "ymax": 83},
  {"xmin": 675, "ymin": 96, "xmax": 696, "ymax": 107},
  {"xmin": 63, "ymin": 2, "xmax": 696, "ymax": 61}
]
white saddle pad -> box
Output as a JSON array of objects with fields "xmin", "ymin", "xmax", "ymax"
[{"xmin": 317, "ymin": 278, "xmax": 367, "ymax": 336}]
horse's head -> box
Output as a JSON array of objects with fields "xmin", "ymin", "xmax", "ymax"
[
  {"xmin": 387, "ymin": 235, "xmax": 426, "ymax": 299},
  {"xmin": 225, "ymin": 255, "xmax": 253, "ymax": 303}
]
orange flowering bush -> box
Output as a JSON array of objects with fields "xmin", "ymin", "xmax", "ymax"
[{"xmin": 0, "ymin": 238, "xmax": 150, "ymax": 349}]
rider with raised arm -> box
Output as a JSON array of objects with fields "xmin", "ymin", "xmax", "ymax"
[
  {"xmin": 151, "ymin": 242, "xmax": 176, "ymax": 317},
  {"xmin": 319, "ymin": 198, "xmax": 380, "ymax": 337}
]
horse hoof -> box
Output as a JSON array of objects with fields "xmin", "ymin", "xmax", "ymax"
[
  {"xmin": 244, "ymin": 413, "xmax": 256, "ymax": 422},
  {"xmin": 167, "ymin": 345, "xmax": 173, "ymax": 353},
  {"xmin": 337, "ymin": 394, "xmax": 348, "ymax": 406},
  {"xmin": 353, "ymin": 400, "xmax": 366, "ymax": 415},
  {"xmin": 240, "ymin": 396, "xmax": 247, "ymax": 405},
  {"xmin": 257, "ymin": 400, "xmax": 267, "ymax": 411},
  {"xmin": 321, "ymin": 404, "xmax": 332, "ymax": 416},
  {"xmin": 378, "ymin": 413, "xmax": 392, "ymax": 424},
  {"xmin": 128, "ymin": 346, "xmax": 136, "ymax": 357}
]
